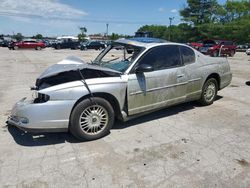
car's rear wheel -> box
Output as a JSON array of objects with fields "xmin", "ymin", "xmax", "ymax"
[
  {"xmin": 14, "ymin": 46, "xmax": 19, "ymax": 50},
  {"xmin": 70, "ymin": 97, "xmax": 114, "ymax": 141},
  {"xmin": 212, "ymin": 51, "xmax": 218, "ymax": 57},
  {"xmin": 199, "ymin": 78, "xmax": 218, "ymax": 106},
  {"xmin": 229, "ymin": 50, "xmax": 235, "ymax": 57}
]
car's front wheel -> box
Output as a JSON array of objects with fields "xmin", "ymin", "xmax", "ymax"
[
  {"xmin": 70, "ymin": 97, "xmax": 114, "ymax": 141},
  {"xmin": 36, "ymin": 46, "xmax": 42, "ymax": 50},
  {"xmin": 199, "ymin": 78, "xmax": 218, "ymax": 105},
  {"xmin": 13, "ymin": 46, "xmax": 19, "ymax": 50}
]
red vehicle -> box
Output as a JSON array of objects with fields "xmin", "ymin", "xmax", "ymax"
[
  {"xmin": 189, "ymin": 42, "xmax": 203, "ymax": 50},
  {"xmin": 8, "ymin": 40, "xmax": 45, "ymax": 50},
  {"xmin": 199, "ymin": 39, "xmax": 236, "ymax": 57}
]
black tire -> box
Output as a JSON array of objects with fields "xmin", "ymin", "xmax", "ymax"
[
  {"xmin": 81, "ymin": 46, "xmax": 87, "ymax": 51},
  {"xmin": 229, "ymin": 50, "xmax": 235, "ymax": 57},
  {"xmin": 198, "ymin": 78, "xmax": 218, "ymax": 106},
  {"xmin": 36, "ymin": 46, "xmax": 42, "ymax": 50},
  {"xmin": 70, "ymin": 97, "xmax": 114, "ymax": 141},
  {"xmin": 56, "ymin": 45, "xmax": 61, "ymax": 50},
  {"xmin": 212, "ymin": 51, "xmax": 218, "ymax": 57},
  {"xmin": 13, "ymin": 46, "xmax": 19, "ymax": 50},
  {"xmin": 71, "ymin": 46, "xmax": 77, "ymax": 50}
]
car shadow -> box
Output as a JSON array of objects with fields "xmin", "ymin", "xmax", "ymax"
[
  {"xmin": 6, "ymin": 95, "xmax": 223, "ymax": 147},
  {"xmin": 113, "ymin": 97, "xmax": 222, "ymax": 129},
  {"xmin": 246, "ymin": 81, "xmax": 250, "ymax": 86},
  {"xmin": 7, "ymin": 125, "xmax": 80, "ymax": 146}
]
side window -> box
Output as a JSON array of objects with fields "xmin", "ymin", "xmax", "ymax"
[
  {"xmin": 227, "ymin": 41, "xmax": 233, "ymax": 45},
  {"xmin": 136, "ymin": 45, "xmax": 182, "ymax": 71},
  {"xmin": 180, "ymin": 46, "xmax": 195, "ymax": 65}
]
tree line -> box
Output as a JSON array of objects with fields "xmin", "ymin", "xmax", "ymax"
[{"xmin": 137, "ymin": 0, "xmax": 250, "ymax": 44}]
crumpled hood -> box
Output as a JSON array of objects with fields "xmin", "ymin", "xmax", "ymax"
[{"xmin": 38, "ymin": 56, "xmax": 121, "ymax": 80}]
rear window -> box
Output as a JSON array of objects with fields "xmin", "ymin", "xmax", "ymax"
[
  {"xmin": 203, "ymin": 40, "xmax": 217, "ymax": 47},
  {"xmin": 180, "ymin": 46, "xmax": 195, "ymax": 65},
  {"xmin": 223, "ymin": 41, "xmax": 233, "ymax": 45}
]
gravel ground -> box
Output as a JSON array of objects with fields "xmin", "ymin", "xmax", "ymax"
[{"xmin": 0, "ymin": 47, "xmax": 250, "ymax": 188}]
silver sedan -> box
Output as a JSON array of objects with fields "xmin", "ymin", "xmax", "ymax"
[{"xmin": 7, "ymin": 38, "xmax": 232, "ymax": 140}]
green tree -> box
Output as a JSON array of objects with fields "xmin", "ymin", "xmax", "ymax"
[
  {"xmin": 180, "ymin": 0, "xmax": 219, "ymax": 25},
  {"xmin": 137, "ymin": 0, "xmax": 250, "ymax": 43},
  {"xmin": 34, "ymin": 34, "xmax": 43, "ymax": 40},
  {"xmin": 109, "ymin": 33, "xmax": 120, "ymax": 40},
  {"xmin": 138, "ymin": 25, "xmax": 168, "ymax": 38},
  {"xmin": 78, "ymin": 27, "xmax": 87, "ymax": 41},
  {"xmin": 12, "ymin": 33, "xmax": 23, "ymax": 41}
]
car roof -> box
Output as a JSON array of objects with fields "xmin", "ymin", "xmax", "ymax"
[
  {"xmin": 115, "ymin": 37, "xmax": 196, "ymax": 51},
  {"xmin": 115, "ymin": 37, "xmax": 170, "ymax": 48}
]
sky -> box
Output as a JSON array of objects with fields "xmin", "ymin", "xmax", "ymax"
[{"xmin": 0, "ymin": 0, "xmax": 227, "ymax": 37}]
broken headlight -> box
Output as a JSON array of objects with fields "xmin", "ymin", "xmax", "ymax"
[{"xmin": 34, "ymin": 92, "xmax": 50, "ymax": 103}]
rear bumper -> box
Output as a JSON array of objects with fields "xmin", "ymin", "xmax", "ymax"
[{"xmin": 220, "ymin": 72, "xmax": 232, "ymax": 90}]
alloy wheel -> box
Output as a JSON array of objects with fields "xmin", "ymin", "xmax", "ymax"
[
  {"xmin": 204, "ymin": 82, "xmax": 216, "ymax": 102},
  {"xmin": 79, "ymin": 105, "xmax": 108, "ymax": 135}
]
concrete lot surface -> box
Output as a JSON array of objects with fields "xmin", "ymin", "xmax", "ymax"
[{"xmin": 0, "ymin": 48, "xmax": 250, "ymax": 188}]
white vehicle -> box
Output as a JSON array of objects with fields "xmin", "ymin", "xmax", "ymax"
[{"xmin": 246, "ymin": 48, "xmax": 250, "ymax": 55}]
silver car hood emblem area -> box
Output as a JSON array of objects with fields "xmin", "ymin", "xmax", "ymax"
[{"xmin": 38, "ymin": 56, "xmax": 121, "ymax": 80}]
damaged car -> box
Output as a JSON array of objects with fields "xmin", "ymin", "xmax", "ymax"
[{"xmin": 7, "ymin": 37, "xmax": 232, "ymax": 141}]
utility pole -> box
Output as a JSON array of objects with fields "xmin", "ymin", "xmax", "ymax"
[
  {"xmin": 106, "ymin": 23, "xmax": 109, "ymax": 38},
  {"xmin": 168, "ymin": 17, "xmax": 174, "ymax": 41}
]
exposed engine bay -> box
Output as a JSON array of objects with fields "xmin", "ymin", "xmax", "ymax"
[{"xmin": 35, "ymin": 56, "xmax": 121, "ymax": 90}]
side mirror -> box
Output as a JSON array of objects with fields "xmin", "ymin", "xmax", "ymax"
[{"xmin": 135, "ymin": 64, "xmax": 153, "ymax": 73}]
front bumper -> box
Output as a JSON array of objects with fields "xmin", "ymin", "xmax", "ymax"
[{"xmin": 7, "ymin": 97, "xmax": 76, "ymax": 132}]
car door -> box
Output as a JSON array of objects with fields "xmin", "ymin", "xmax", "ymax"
[
  {"xmin": 29, "ymin": 41, "xmax": 36, "ymax": 48},
  {"xmin": 21, "ymin": 41, "xmax": 28, "ymax": 48},
  {"xmin": 87, "ymin": 42, "xmax": 94, "ymax": 49},
  {"xmin": 92, "ymin": 42, "xmax": 99, "ymax": 49},
  {"xmin": 127, "ymin": 45, "xmax": 187, "ymax": 115}
]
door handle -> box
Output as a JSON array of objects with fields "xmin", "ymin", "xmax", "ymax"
[{"xmin": 177, "ymin": 74, "xmax": 184, "ymax": 78}]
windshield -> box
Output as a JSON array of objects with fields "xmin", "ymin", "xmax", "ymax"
[{"xmin": 93, "ymin": 43, "xmax": 144, "ymax": 73}]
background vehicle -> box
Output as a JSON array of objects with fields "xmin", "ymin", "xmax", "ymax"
[
  {"xmin": 0, "ymin": 40, "xmax": 11, "ymax": 47},
  {"xmin": 52, "ymin": 38, "xmax": 80, "ymax": 50},
  {"xmin": 246, "ymin": 48, "xmax": 250, "ymax": 55},
  {"xmin": 80, "ymin": 41, "xmax": 106, "ymax": 50},
  {"xmin": 7, "ymin": 38, "xmax": 232, "ymax": 141},
  {"xmin": 189, "ymin": 42, "xmax": 203, "ymax": 50},
  {"xmin": 200, "ymin": 39, "xmax": 237, "ymax": 57},
  {"xmin": 8, "ymin": 40, "xmax": 45, "ymax": 50}
]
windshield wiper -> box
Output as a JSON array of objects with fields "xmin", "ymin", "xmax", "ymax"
[
  {"xmin": 105, "ymin": 57, "xmax": 120, "ymax": 63},
  {"xmin": 90, "ymin": 60, "xmax": 100, "ymax": 66}
]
